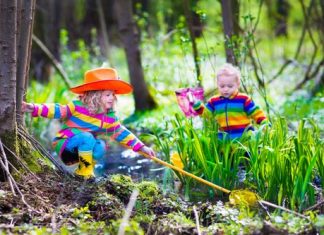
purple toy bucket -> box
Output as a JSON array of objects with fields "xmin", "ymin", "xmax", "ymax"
[{"xmin": 175, "ymin": 87, "xmax": 204, "ymax": 117}]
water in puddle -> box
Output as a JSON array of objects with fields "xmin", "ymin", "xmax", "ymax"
[{"xmin": 95, "ymin": 147, "xmax": 165, "ymax": 181}]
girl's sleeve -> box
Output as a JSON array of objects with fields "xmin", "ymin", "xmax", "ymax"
[
  {"xmin": 109, "ymin": 122, "xmax": 144, "ymax": 152},
  {"xmin": 244, "ymin": 97, "xmax": 268, "ymax": 125},
  {"xmin": 31, "ymin": 101, "xmax": 75, "ymax": 119}
]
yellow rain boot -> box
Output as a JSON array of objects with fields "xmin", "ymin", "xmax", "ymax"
[{"xmin": 75, "ymin": 151, "xmax": 95, "ymax": 178}]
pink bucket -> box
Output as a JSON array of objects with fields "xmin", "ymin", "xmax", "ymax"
[{"xmin": 175, "ymin": 87, "xmax": 204, "ymax": 117}]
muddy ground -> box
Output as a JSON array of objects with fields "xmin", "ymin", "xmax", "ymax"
[{"xmin": 0, "ymin": 162, "xmax": 322, "ymax": 235}]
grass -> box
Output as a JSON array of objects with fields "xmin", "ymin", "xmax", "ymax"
[{"xmin": 152, "ymin": 113, "xmax": 323, "ymax": 211}]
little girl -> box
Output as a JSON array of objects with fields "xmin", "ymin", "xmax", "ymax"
[{"xmin": 22, "ymin": 68, "xmax": 155, "ymax": 178}]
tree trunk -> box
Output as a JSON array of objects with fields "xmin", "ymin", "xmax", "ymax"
[
  {"xmin": 16, "ymin": 0, "xmax": 36, "ymax": 122},
  {"xmin": 220, "ymin": 0, "xmax": 240, "ymax": 65},
  {"xmin": 0, "ymin": 0, "xmax": 18, "ymax": 180},
  {"xmin": 183, "ymin": 0, "xmax": 201, "ymax": 86},
  {"xmin": 275, "ymin": 0, "xmax": 289, "ymax": 37},
  {"xmin": 114, "ymin": 0, "xmax": 156, "ymax": 111},
  {"xmin": 0, "ymin": 0, "xmax": 37, "ymax": 182}
]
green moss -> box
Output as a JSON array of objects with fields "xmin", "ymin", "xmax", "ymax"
[
  {"xmin": 149, "ymin": 212, "xmax": 196, "ymax": 234},
  {"xmin": 110, "ymin": 174, "xmax": 134, "ymax": 185},
  {"xmin": 87, "ymin": 193, "xmax": 124, "ymax": 222},
  {"xmin": 136, "ymin": 181, "xmax": 160, "ymax": 202},
  {"xmin": 106, "ymin": 174, "xmax": 136, "ymax": 203},
  {"xmin": 107, "ymin": 219, "xmax": 144, "ymax": 235}
]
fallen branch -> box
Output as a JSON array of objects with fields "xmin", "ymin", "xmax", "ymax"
[
  {"xmin": 259, "ymin": 200, "xmax": 310, "ymax": 221},
  {"xmin": 304, "ymin": 200, "xmax": 324, "ymax": 212},
  {"xmin": 118, "ymin": 189, "xmax": 139, "ymax": 235},
  {"xmin": 193, "ymin": 205, "xmax": 201, "ymax": 235}
]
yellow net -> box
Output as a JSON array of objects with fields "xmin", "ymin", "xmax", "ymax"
[{"xmin": 229, "ymin": 189, "xmax": 260, "ymax": 206}]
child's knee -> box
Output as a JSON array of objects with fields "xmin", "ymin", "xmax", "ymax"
[{"xmin": 93, "ymin": 139, "xmax": 107, "ymax": 160}]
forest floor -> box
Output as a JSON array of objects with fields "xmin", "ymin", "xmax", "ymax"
[{"xmin": 0, "ymin": 164, "xmax": 322, "ymax": 235}]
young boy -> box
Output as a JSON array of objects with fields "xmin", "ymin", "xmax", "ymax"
[{"xmin": 193, "ymin": 63, "xmax": 269, "ymax": 140}]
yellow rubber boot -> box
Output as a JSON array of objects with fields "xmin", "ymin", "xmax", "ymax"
[{"xmin": 75, "ymin": 151, "xmax": 95, "ymax": 178}]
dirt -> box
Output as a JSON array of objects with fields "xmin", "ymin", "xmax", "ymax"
[{"xmin": 0, "ymin": 166, "xmax": 321, "ymax": 235}]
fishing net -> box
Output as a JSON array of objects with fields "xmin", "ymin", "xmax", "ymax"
[
  {"xmin": 175, "ymin": 87, "xmax": 204, "ymax": 117},
  {"xmin": 229, "ymin": 189, "xmax": 260, "ymax": 206}
]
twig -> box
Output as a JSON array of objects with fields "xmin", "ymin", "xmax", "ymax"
[
  {"xmin": 268, "ymin": 0, "xmax": 316, "ymax": 85},
  {"xmin": 293, "ymin": 0, "xmax": 318, "ymax": 90},
  {"xmin": 0, "ymin": 139, "xmax": 16, "ymax": 195},
  {"xmin": 193, "ymin": 205, "xmax": 201, "ymax": 235},
  {"xmin": 118, "ymin": 189, "xmax": 139, "ymax": 235},
  {"xmin": 259, "ymin": 200, "xmax": 310, "ymax": 221},
  {"xmin": 252, "ymin": 0, "xmax": 264, "ymax": 34},
  {"xmin": 17, "ymin": 126, "xmax": 69, "ymax": 175},
  {"xmin": 2, "ymin": 141, "xmax": 39, "ymax": 179},
  {"xmin": 295, "ymin": 58, "xmax": 324, "ymax": 90},
  {"xmin": 304, "ymin": 200, "xmax": 324, "ymax": 212},
  {"xmin": 0, "ymin": 139, "xmax": 34, "ymax": 211},
  {"xmin": 267, "ymin": 59, "xmax": 293, "ymax": 84}
]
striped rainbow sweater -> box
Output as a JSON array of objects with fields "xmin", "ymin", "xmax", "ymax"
[
  {"xmin": 193, "ymin": 92, "xmax": 268, "ymax": 139},
  {"xmin": 31, "ymin": 100, "xmax": 144, "ymax": 156}
]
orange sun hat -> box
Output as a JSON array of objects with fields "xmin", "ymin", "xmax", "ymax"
[{"xmin": 70, "ymin": 68, "xmax": 133, "ymax": 94}]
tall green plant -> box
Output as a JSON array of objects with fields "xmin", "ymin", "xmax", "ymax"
[
  {"xmin": 154, "ymin": 114, "xmax": 244, "ymax": 199},
  {"xmin": 153, "ymin": 115, "xmax": 322, "ymax": 210},
  {"xmin": 245, "ymin": 117, "xmax": 322, "ymax": 211}
]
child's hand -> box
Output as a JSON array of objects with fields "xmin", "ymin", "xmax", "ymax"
[
  {"xmin": 22, "ymin": 101, "xmax": 34, "ymax": 113},
  {"xmin": 139, "ymin": 146, "xmax": 156, "ymax": 158}
]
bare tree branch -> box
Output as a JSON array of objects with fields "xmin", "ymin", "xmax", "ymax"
[
  {"xmin": 269, "ymin": 0, "xmax": 317, "ymax": 85},
  {"xmin": 294, "ymin": 0, "xmax": 320, "ymax": 90},
  {"xmin": 32, "ymin": 34, "xmax": 72, "ymax": 89},
  {"xmin": 295, "ymin": 58, "xmax": 324, "ymax": 90}
]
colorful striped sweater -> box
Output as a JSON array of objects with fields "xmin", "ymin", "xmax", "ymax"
[
  {"xmin": 193, "ymin": 92, "xmax": 268, "ymax": 139},
  {"xmin": 31, "ymin": 100, "xmax": 144, "ymax": 156}
]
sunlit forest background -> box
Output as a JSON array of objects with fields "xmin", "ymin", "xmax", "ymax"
[{"xmin": 28, "ymin": 0, "xmax": 323, "ymax": 123}]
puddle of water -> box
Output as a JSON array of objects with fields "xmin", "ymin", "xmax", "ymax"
[{"xmin": 96, "ymin": 147, "xmax": 165, "ymax": 182}]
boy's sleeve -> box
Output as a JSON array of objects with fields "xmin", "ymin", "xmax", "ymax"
[
  {"xmin": 31, "ymin": 101, "xmax": 75, "ymax": 119},
  {"xmin": 192, "ymin": 98, "xmax": 215, "ymax": 117},
  {"xmin": 110, "ymin": 122, "xmax": 144, "ymax": 152},
  {"xmin": 244, "ymin": 97, "xmax": 268, "ymax": 125}
]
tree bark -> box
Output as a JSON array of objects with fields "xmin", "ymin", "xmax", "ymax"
[
  {"xmin": 0, "ymin": 0, "xmax": 37, "ymax": 181},
  {"xmin": 0, "ymin": 0, "xmax": 18, "ymax": 181},
  {"xmin": 220, "ymin": 0, "xmax": 239, "ymax": 65},
  {"xmin": 0, "ymin": 0, "xmax": 17, "ymax": 134},
  {"xmin": 114, "ymin": 0, "xmax": 156, "ymax": 112}
]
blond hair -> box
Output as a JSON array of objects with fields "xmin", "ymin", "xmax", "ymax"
[
  {"xmin": 216, "ymin": 63, "xmax": 241, "ymax": 82},
  {"xmin": 80, "ymin": 90, "xmax": 116, "ymax": 114}
]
